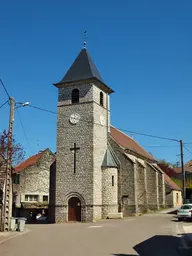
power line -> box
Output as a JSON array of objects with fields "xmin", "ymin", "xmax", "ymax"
[
  {"xmin": 28, "ymin": 105, "xmax": 57, "ymax": 115},
  {"xmin": 27, "ymin": 104, "xmax": 180, "ymax": 143},
  {"xmin": 117, "ymin": 128, "xmax": 179, "ymax": 142},
  {"xmin": 183, "ymin": 145, "xmax": 192, "ymax": 155},
  {"xmin": 0, "ymin": 100, "xmax": 8, "ymax": 109},
  {"xmin": 144, "ymin": 145, "xmax": 179, "ymax": 148},
  {"xmin": 16, "ymin": 108, "xmax": 32, "ymax": 153},
  {"xmin": 0, "ymin": 79, "xmax": 10, "ymax": 99}
]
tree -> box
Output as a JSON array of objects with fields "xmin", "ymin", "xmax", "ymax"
[
  {"xmin": 158, "ymin": 159, "xmax": 180, "ymax": 168},
  {"xmin": 0, "ymin": 129, "xmax": 25, "ymax": 167}
]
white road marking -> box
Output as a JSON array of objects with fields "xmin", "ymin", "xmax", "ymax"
[{"xmin": 88, "ymin": 225, "xmax": 103, "ymax": 228}]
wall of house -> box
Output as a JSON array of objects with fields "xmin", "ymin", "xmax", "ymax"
[
  {"xmin": 14, "ymin": 150, "xmax": 55, "ymax": 208},
  {"xmin": 165, "ymin": 185, "xmax": 182, "ymax": 208}
]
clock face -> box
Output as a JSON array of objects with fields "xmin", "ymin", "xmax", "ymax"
[
  {"xmin": 100, "ymin": 115, "xmax": 105, "ymax": 126},
  {"xmin": 69, "ymin": 113, "xmax": 80, "ymax": 124}
]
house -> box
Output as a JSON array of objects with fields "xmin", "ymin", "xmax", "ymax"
[
  {"xmin": 164, "ymin": 172, "xmax": 182, "ymax": 207},
  {"xmin": 49, "ymin": 46, "xmax": 167, "ymax": 223},
  {"xmin": 13, "ymin": 149, "xmax": 55, "ymax": 222}
]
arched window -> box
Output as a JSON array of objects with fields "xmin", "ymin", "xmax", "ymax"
[
  {"xmin": 100, "ymin": 92, "xmax": 104, "ymax": 106},
  {"xmin": 72, "ymin": 89, "xmax": 79, "ymax": 104}
]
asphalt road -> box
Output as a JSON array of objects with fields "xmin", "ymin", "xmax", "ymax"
[{"xmin": 0, "ymin": 214, "xmax": 187, "ymax": 256}]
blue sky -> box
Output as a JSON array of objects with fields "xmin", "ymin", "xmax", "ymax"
[{"xmin": 0, "ymin": 0, "xmax": 192, "ymax": 164}]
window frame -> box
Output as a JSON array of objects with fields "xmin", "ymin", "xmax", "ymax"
[
  {"xmin": 100, "ymin": 91, "xmax": 104, "ymax": 106},
  {"xmin": 112, "ymin": 175, "xmax": 114, "ymax": 186},
  {"xmin": 71, "ymin": 89, "xmax": 80, "ymax": 104},
  {"xmin": 25, "ymin": 194, "xmax": 39, "ymax": 202},
  {"xmin": 43, "ymin": 195, "xmax": 49, "ymax": 202}
]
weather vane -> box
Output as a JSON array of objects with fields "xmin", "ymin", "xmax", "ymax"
[{"xmin": 84, "ymin": 30, "xmax": 87, "ymax": 49}]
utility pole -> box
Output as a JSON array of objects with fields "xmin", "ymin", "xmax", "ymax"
[
  {"xmin": 180, "ymin": 140, "xmax": 185, "ymax": 203},
  {"xmin": 2, "ymin": 97, "xmax": 14, "ymax": 231}
]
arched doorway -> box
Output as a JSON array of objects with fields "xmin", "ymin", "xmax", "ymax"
[{"xmin": 68, "ymin": 197, "xmax": 81, "ymax": 221}]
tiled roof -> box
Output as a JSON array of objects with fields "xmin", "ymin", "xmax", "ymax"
[
  {"xmin": 14, "ymin": 150, "xmax": 45, "ymax": 173},
  {"xmin": 185, "ymin": 160, "xmax": 192, "ymax": 168},
  {"xmin": 164, "ymin": 172, "xmax": 181, "ymax": 191},
  {"xmin": 158, "ymin": 163, "xmax": 178, "ymax": 178},
  {"xmin": 110, "ymin": 126, "xmax": 155, "ymax": 161},
  {"xmin": 173, "ymin": 166, "xmax": 192, "ymax": 174}
]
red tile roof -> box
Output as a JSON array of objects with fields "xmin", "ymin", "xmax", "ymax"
[
  {"xmin": 110, "ymin": 126, "xmax": 155, "ymax": 161},
  {"xmin": 185, "ymin": 160, "xmax": 192, "ymax": 169},
  {"xmin": 173, "ymin": 166, "xmax": 192, "ymax": 174},
  {"xmin": 164, "ymin": 172, "xmax": 181, "ymax": 191},
  {"xmin": 14, "ymin": 151, "xmax": 45, "ymax": 173},
  {"xmin": 158, "ymin": 163, "xmax": 178, "ymax": 178}
]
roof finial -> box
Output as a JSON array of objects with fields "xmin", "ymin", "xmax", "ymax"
[{"xmin": 83, "ymin": 30, "xmax": 87, "ymax": 49}]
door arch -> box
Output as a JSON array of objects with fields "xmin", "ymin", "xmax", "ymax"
[{"xmin": 68, "ymin": 197, "xmax": 81, "ymax": 221}]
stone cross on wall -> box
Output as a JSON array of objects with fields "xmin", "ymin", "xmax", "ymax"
[{"xmin": 70, "ymin": 143, "xmax": 80, "ymax": 174}]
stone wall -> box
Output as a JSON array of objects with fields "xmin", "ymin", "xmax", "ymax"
[
  {"xmin": 14, "ymin": 150, "xmax": 55, "ymax": 206},
  {"xmin": 109, "ymin": 137, "xmax": 136, "ymax": 215},
  {"xmin": 55, "ymin": 83, "xmax": 109, "ymax": 222},
  {"xmin": 146, "ymin": 163, "xmax": 158, "ymax": 210},
  {"xmin": 102, "ymin": 167, "xmax": 118, "ymax": 218},
  {"xmin": 136, "ymin": 162, "xmax": 147, "ymax": 213},
  {"xmin": 158, "ymin": 171, "xmax": 164, "ymax": 208}
]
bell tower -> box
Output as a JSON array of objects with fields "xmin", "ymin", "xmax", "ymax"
[{"xmin": 53, "ymin": 48, "xmax": 115, "ymax": 222}]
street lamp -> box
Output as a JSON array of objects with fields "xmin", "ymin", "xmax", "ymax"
[{"xmin": 14, "ymin": 101, "xmax": 30, "ymax": 109}]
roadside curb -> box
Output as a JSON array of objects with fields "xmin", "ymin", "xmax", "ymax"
[{"xmin": 0, "ymin": 228, "xmax": 30, "ymax": 244}]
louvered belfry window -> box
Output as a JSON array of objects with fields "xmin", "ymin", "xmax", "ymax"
[
  {"xmin": 72, "ymin": 89, "xmax": 79, "ymax": 104},
  {"xmin": 100, "ymin": 92, "xmax": 104, "ymax": 106}
]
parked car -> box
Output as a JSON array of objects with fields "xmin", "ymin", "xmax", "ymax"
[{"xmin": 177, "ymin": 204, "xmax": 192, "ymax": 221}]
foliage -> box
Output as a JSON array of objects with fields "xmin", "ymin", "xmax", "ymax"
[
  {"xmin": 158, "ymin": 159, "xmax": 180, "ymax": 168},
  {"xmin": 0, "ymin": 129, "xmax": 25, "ymax": 167},
  {"xmin": 171, "ymin": 177, "xmax": 182, "ymax": 188},
  {"xmin": 171, "ymin": 177, "xmax": 192, "ymax": 189}
]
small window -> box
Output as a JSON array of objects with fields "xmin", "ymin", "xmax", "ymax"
[
  {"xmin": 43, "ymin": 196, "xmax": 48, "ymax": 202},
  {"xmin": 72, "ymin": 89, "xmax": 79, "ymax": 104},
  {"xmin": 25, "ymin": 195, "xmax": 38, "ymax": 202},
  {"xmin": 112, "ymin": 175, "xmax": 114, "ymax": 186},
  {"xmin": 100, "ymin": 92, "xmax": 104, "ymax": 106},
  {"xmin": 13, "ymin": 174, "xmax": 20, "ymax": 184}
]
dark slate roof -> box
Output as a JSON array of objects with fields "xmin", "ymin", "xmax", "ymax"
[
  {"xmin": 102, "ymin": 144, "xmax": 119, "ymax": 168},
  {"xmin": 55, "ymin": 49, "xmax": 105, "ymax": 85}
]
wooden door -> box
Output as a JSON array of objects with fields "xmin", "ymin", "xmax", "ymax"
[{"xmin": 68, "ymin": 197, "xmax": 81, "ymax": 221}]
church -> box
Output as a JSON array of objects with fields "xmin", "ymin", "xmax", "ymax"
[{"xmin": 49, "ymin": 46, "xmax": 166, "ymax": 223}]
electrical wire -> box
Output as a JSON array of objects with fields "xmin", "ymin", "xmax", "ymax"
[
  {"xmin": 0, "ymin": 79, "xmax": 10, "ymax": 99},
  {"xmin": 28, "ymin": 104, "xmax": 180, "ymax": 143},
  {"xmin": 183, "ymin": 145, "xmax": 192, "ymax": 155},
  {"xmin": 16, "ymin": 108, "xmax": 32, "ymax": 153},
  {"xmin": 0, "ymin": 100, "xmax": 8, "ymax": 109}
]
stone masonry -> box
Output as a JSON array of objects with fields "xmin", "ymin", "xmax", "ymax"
[
  {"xmin": 55, "ymin": 82, "xmax": 117, "ymax": 222},
  {"xmin": 13, "ymin": 149, "xmax": 55, "ymax": 217},
  {"xmin": 53, "ymin": 48, "xmax": 166, "ymax": 222}
]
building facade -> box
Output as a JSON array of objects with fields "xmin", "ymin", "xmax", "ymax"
[
  {"xmin": 13, "ymin": 149, "xmax": 55, "ymax": 221},
  {"xmin": 51, "ymin": 47, "xmax": 167, "ymax": 223}
]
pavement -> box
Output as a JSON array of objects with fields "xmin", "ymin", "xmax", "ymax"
[
  {"xmin": 0, "ymin": 228, "xmax": 30, "ymax": 244},
  {"xmin": 0, "ymin": 212, "xmax": 187, "ymax": 256}
]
